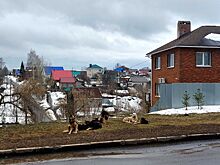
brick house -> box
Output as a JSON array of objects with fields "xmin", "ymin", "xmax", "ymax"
[{"xmin": 147, "ymin": 21, "xmax": 220, "ymax": 110}]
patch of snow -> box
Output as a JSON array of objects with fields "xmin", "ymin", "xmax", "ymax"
[
  {"xmin": 45, "ymin": 109, "xmax": 57, "ymax": 121},
  {"xmin": 76, "ymin": 108, "xmax": 102, "ymax": 117},
  {"xmin": 205, "ymin": 33, "xmax": 220, "ymax": 41},
  {"xmin": 112, "ymin": 96, "xmax": 141, "ymax": 112},
  {"xmin": 115, "ymin": 90, "xmax": 129, "ymax": 94},
  {"xmin": 102, "ymin": 93, "xmax": 116, "ymax": 98},
  {"xmin": 56, "ymin": 109, "xmax": 63, "ymax": 117},
  {"xmin": 40, "ymin": 97, "xmax": 50, "ymax": 109},
  {"xmin": 50, "ymin": 91, "xmax": 66, "ymax": 107},
  {"xmin": 150, "ymin": 105, "xmax": 220, "ymax": 115},
  {"xmin": 104, "ymin": 107, "xmax": 115, "ymax": 112}
]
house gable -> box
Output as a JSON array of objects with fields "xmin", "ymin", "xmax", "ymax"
[
  {"xmin": 148, "ymin": 21, "xmax": 220, "ymax": 107},
  {"xmin": 147, "ymin": 25, "xmax": 220, "ymax": 56}
]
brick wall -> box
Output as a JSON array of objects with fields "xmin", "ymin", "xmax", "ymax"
[
  {"xmin": 151, "ymin": 47, "xmax": 220, "ymax": 106},
  {"xmin": 151, "ymin": 48, "xmax": 181, "ymax": 105},
  {"xmin": 180, "ymin": 48, "xmax": 220, "ymax": 82}
]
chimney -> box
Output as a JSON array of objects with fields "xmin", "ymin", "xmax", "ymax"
[{"xmin": 177, "ymin": 21, "xmax": 191, "ymax": 38}]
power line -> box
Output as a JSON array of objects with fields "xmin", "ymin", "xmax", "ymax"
[{"xmin": 129, "ymin": 60, "xmax": 148, "ymax": 69}]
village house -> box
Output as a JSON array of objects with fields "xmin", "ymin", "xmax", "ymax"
[
  {"xmin": 72, "ymin": 87, "xmax": 102, "ymax": 116},
  {"xmin": 51, "ymin": 70, "xmax": 75, "ymax": 91},
  {"xmin": 86, "ymin": 64, "xmax": 104, "ymax": 78},
  {"xmin": 147, "ymin": 21, "xmax": 220, "ymax": 111},
  {"xmin": 86, "ymin": 64, "xmax": 104, "ymax": 86},
  {"xmin": 44, "ymin": 66, "xmax": 64, "ymax": 77}
]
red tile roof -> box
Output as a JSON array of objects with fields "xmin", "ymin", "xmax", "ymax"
[
  {"xmin": 52, "ymin": 70, "xmax": 73, "ymax": 81},
  {"xmin": 60, "ymin": 77, "xmax": 76, "ymax": 83}
]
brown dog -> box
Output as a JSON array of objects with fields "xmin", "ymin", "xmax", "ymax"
[{"xmin": 63, "ymin": 115, "xmax": 78, "ymax": 134}]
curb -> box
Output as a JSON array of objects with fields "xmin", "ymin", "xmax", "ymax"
[{"xmin": 1, "ymin": 133, "xmax": 220, "ymax": 157}]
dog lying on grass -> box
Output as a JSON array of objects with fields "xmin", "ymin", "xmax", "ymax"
[
  {"xmin": 63, "ymin": 116, "xmax": 102, "ymax": 134},
  {"xmin": 140, "ymin": 117, "xmax": 149, "ymax": 124},
  {"xmin": 122, "ymin": 113, "xmax": 138, "ymax": 124}
]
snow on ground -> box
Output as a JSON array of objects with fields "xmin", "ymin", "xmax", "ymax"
[
  {"xmin": 0, "ymin": 76, "xmax": 67, "ymax": 124},
  {"xmin": 109, "ymin": 95, "xmax": 141, "ymax": 112},
  {"xmin": 104, "ymin": 107, "xmax": 115, "ymax": 112},
  {"xmin": 45, "ymin": 109, "xmax": 57, "ymax": 121},
  {"xmin": 0, "ymin": 89, "xmax": 26, "ymax": 124},
  {"xmin": 50, "ymin": 91, "xmax": 66, "ymax": 107},
  {"xmin": 150, "ymin": 105, "xmax": 220, "ymax": 115},
  {"xmin": 115, "ymin": 90, "xmax": 129, "ymax": 94},
  {"xmin": 102, "ymin": 93, "xmax": 142, "ymax": 112},
  {"xmin": 39, "ymin": 96, "xmax": 50, "ymax": 109}
]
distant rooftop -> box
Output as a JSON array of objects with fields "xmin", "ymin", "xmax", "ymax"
[
  {"xmin": 88, "ymin": 64, "xmax": 103, "ymax": 69},
  {"xmin": 44, "ymin": 66, "xmax": 64, "ymax": 75},
  {"xmin": 51, "ymin": 70, "xmax": 72, "ymax": 81}
]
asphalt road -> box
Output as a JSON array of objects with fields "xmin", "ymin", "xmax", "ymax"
[{"xmin": 20, "ymin": 139, "xmax": 220, "ymax": 165}]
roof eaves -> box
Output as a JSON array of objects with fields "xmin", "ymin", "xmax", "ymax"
[
  {"xmin": 146, "ymin": 45, "xmax": 220, "ymax": 57},
  {"xmin": 146, "ymin": 26, "xmax": 220, "ymax": 57}
]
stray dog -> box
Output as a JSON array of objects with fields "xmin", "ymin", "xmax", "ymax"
[
  {"xmin": 85, "ymin": 119, "xmax": 102, "ymax": 130},
  {"xmin": 101, "ymin": 110, "xmax": 110, "ymax": 120},
  {"xmin": 140, "ymin": 117, "xmax": 149, "ymax": 124},
  {"xmin": 99, "ymin": 110, "xmax": 110, "ymax": 124},
  {"xmin": 123, "ymin": 113, "xmax": 138, "ymax": 124},
  {"xmin": 63, "ymin": 115, "xmax": 78, "ymax": 134}
]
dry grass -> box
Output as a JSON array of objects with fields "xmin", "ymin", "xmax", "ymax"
[{"xmin": 1, "ymin": 113, "xmax": 220, "ymax": 150}]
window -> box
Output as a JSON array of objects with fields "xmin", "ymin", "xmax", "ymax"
[
  {"xmin": 196, "ymin": 52, "xmax": 211, "ymax": 67},
  {"xmin": 167, "ymin": 53, "xmax": 174, "ymax": 68},
  {"xmin": 155, "ymin": 56, "xmax": 161, "ymax": 69},
  {"xmin": 155, "ymin": 83, "xmax": 160, "ymax": 96}
]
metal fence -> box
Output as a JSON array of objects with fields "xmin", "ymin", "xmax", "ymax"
[{"xmin": 150, "ymin": 83, "xmax": 220, "ymax": 112}]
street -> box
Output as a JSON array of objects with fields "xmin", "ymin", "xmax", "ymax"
[{"xmin": 21, "ymin": 139, "xmax": 220, "ymax": 165}]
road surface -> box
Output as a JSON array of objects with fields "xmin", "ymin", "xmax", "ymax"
[{"xmin": 20, "ymin": 139, "xmax": 220, "ymax": 165}]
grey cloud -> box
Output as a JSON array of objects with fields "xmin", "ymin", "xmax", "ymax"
[
  {"xmin": 0, "ymin": 0, "xmax": 220, "ymax": 69},
  {"xmin": 0, "ymin": 0, "xmax": 172, "ymax": 39}
]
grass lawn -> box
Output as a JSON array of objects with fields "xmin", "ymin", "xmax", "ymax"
[{"xmin": 1, "ymin": 113, "xmax": 220, "ymax": 151}]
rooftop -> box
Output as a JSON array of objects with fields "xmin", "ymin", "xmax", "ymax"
[
  {"xmin": 147, "ymin": 25, "xmax": 220, "ymax": 56},
  {"xmin": 51, "ymin": 70, "xmax": 73, "ymax": 81},
  {"xmin": 44, "ymin": 66, "xmax": 64, "ymax": 76}
]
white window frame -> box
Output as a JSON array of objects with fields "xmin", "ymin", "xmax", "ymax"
[
  {"xmin": 155, "ymin": 56, "xmax": 161, "ymax": 69},
  {"xmin": 155, "ymin": 83, "xmax": 160, "ymax": 97},
  {"xmin": 167, "ymin": 53, "xmax": 174, "ymax": 68},
  {"xmin": 196, "ymin": 52, "xmax": 211, "ymax": 67}
]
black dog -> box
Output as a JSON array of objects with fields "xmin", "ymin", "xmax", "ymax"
[
  {"xmin": 77, "ymin": 119, "xmax": 102, "ymax": 131},
  {"xmin": 85, "ymin": 119, "xmax": 102, "ymax": 130},
  {"xmin": 101, "ymin": 110, "xmax": 110, "ymax": 120},
  {"xmin": 140, "ymin": 117, "xmax": 149, "ymax": 124}
]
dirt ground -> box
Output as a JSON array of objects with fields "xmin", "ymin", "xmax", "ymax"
[
  {"xmin": 1, "ymin": 113, "xmax": 220, "ymax": 164},
  {"xmin": 2, "ymin": 123, "xmax": 220, "ymax": 150}
]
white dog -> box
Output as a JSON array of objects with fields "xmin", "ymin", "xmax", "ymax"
[{"xmin": 123, "ymin": 113, "xmax": 138, "ymax": 124}]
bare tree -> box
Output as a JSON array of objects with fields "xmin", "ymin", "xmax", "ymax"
[
  {"xmin": 14, "ymin": 78, "xmax": 47, "ymax": 123},
  {"xmin": 26, "ymin": 49, "xmax": 45, "ymax": 82},
  {"xmin": 0, "ymin": 58, "xmax": 5, "ymax": 70},
  {"xmin": 131, "ymin": 84, "xmax": 150, "ymax": 113},
  {"xmin": 58, "ymin": 89, "xmax": 102, "ymax": 120}
]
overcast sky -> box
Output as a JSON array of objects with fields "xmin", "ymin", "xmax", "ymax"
[{"xmin": 1, "ymin": 0, "xmax": 220, "ymax": 70}]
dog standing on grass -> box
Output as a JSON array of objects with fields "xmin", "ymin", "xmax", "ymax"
[
  {"xmin": 99, "ymin": 110, "xmax": 110, "ymax": 124},
  {"xmin": 63, "ymin": 115, "xmax": 78, "ymax": 134}
]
